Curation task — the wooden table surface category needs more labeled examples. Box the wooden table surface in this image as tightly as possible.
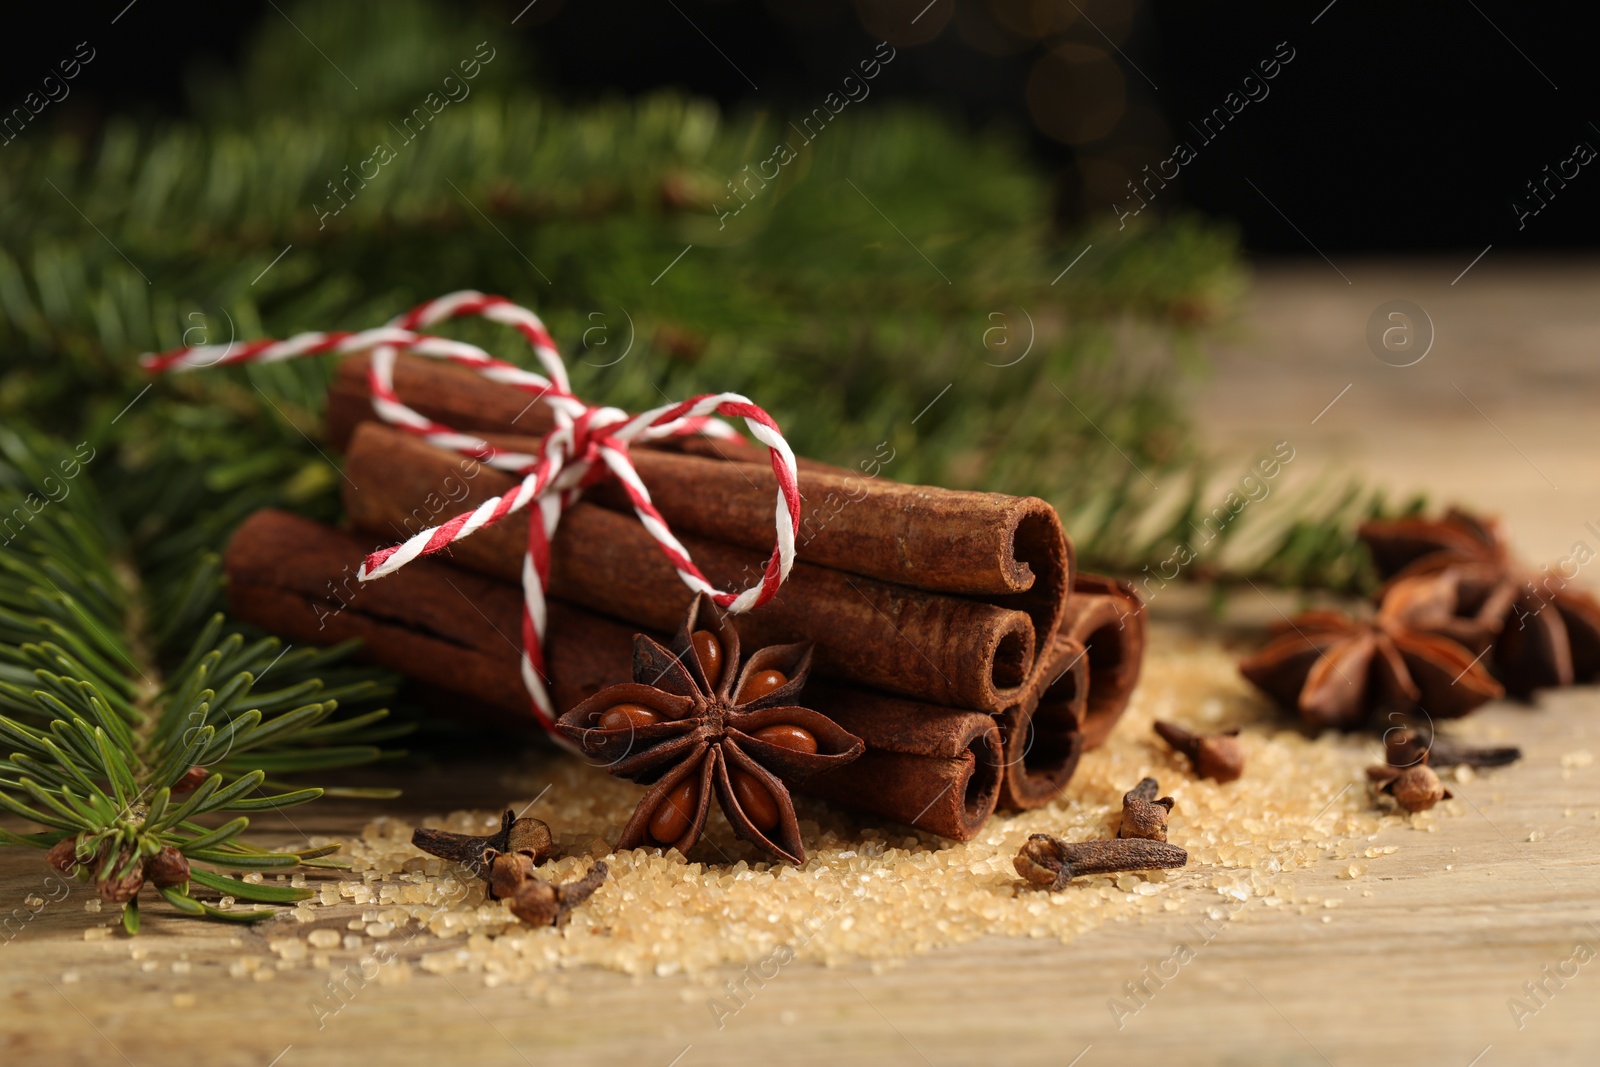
[5,259,1600,1065]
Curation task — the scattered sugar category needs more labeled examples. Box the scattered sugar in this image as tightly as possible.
[224,624,1423,982]
[269,938,308,962]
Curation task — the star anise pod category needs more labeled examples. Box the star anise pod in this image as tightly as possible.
[1238,600,1503,731]
[1360,509,1600,694]
[556,593,864,865]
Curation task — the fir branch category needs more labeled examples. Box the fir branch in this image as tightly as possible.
[0,1,1246,583]
[0,428,402,932]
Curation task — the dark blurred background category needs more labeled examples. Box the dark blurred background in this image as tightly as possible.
[5,0,1596,253]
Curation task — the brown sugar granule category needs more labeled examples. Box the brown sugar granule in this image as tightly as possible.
[242,626,1419,981]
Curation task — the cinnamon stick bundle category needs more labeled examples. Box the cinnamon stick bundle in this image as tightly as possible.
[224,510,1000,838]
[328,353,1072,641]
[1062,574,1147,750]
[342,424,1038,712]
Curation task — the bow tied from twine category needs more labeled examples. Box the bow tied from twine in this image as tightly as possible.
[143,291,803,741]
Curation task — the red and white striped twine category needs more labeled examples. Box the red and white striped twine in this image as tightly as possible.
[144,291,803,742]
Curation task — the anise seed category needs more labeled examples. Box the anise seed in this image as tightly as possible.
[692,630,723,688]
[598,703,663,732]
[650,778,699,845]
[737,669,788,703]
[730,769,780,831]
[749,724,817,753]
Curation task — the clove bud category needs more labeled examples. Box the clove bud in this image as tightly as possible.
[1367,763,1451,813]
[411,809,554,892]
[1384,727,1520,770]
[507,861,610,927]
[1154,721,1245,782]
[1117,777,1175,842]
[1014,835,1187,891]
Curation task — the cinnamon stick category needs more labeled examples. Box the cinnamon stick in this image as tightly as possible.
[224,510,1005,838]
[342,424,1037,712]
[224,509,531,729]
[326,352,840,472]
[995,633,1089,811]
[1063,574,1146,750]
[796,683,1003,840]
[329,354,1072,609]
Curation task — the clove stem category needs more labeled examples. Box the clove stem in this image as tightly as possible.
[1384,728,1520,769]
[1015,834,1187,891]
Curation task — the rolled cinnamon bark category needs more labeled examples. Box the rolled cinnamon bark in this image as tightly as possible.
[328,354,1072,618]
[995,633,1089,811]
[342,424,1036,712]
[1063,574,1146,750]
[225,510,1003,838]
[796,683,1002,840]
[582,450,1070,642]
[327,352,558,446]
[325,352,832,471]
[223,508,533,730]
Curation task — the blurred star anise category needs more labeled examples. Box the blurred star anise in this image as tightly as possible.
[557,593,864,865]
[1238,594,1503,731]
[1360,508,1600,694]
